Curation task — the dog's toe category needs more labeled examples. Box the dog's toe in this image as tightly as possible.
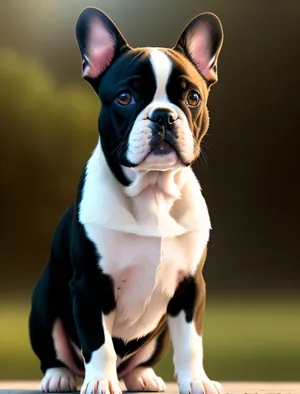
[41,367,76,392]
[177,373,223,394]
[80,379,122,394]
[191,380,219,394]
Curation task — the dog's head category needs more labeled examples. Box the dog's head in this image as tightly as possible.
[76,7,223,185]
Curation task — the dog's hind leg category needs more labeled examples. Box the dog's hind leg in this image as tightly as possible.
[29,206,84,392]
[120,326,170,392]
[29,254,84,391]
[29,300,79,392]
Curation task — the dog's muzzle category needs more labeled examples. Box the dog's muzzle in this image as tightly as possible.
[148,108,181,157]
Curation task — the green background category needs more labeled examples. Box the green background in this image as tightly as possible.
[2,295,299,381]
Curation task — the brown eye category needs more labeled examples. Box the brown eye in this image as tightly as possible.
[186,90,201,107]
[116,92,135,106]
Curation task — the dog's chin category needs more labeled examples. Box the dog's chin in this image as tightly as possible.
[137,150,181,171]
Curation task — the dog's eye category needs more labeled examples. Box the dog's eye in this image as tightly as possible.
[115,92,135,106]
[186,90,201,107]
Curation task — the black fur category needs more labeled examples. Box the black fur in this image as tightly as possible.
[98,49,157,182]
[167,276,197,323]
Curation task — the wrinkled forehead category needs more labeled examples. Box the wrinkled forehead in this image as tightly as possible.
[99,47,208,99]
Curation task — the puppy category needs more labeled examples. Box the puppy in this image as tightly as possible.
[29,7,224,394]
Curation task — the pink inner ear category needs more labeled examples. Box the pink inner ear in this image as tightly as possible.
[84,19,115,78]
[187,24,216,82]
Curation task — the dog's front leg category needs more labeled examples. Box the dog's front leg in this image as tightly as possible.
[70,272,121,394]
[167,272,223,394]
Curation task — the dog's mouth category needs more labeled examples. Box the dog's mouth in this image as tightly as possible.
[122,130,191,169]
[146,133,183,161]
[149,140,176,156]
[129,138,188,171]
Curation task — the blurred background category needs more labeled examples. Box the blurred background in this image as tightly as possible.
[0,0,299,383]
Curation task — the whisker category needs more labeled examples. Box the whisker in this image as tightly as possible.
[200,146,208,166]
[201,140,216,150]
[110,116,139,157]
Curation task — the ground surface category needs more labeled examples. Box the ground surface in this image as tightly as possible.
[1,295,300,381]
[0,382,300,393]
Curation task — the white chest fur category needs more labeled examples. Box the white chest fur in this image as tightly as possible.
[79,142,211,341]
[83,226,206,340]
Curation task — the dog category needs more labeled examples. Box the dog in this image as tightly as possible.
[29,7,224,394]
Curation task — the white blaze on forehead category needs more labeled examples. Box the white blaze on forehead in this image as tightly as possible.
[149,48,172,101]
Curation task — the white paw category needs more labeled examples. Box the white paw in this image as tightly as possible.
[80,378,122,394]
[41,367,76,392]
[123,367,166,392]
[176,372,223,394]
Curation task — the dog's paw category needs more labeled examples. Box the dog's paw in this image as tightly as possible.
[41,367,76,392]
[80,378,122,394]
[189,380,223,394]
[123,367,166,392]
[176,372,223,394]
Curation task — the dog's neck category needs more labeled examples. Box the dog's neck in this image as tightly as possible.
[122,167,186,233]
[79,141,211,237]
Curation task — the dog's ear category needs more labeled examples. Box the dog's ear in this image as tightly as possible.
[174,13,223,86]
[76,7,131,87]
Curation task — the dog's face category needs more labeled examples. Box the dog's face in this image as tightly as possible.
[76,8,223,185]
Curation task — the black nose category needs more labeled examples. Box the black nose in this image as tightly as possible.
[149,109,177,128]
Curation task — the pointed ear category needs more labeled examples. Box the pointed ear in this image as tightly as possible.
[174,13,224,86]
[75,7,131,86]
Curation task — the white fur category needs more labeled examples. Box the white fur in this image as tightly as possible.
[80,141,210,236]
[168,311,208,394]
[79,141,210,341]
[168,311,204,376]
[81,313,122,394]
[168,312,223,394]
[126,48,195,165]
[149,48,172,100]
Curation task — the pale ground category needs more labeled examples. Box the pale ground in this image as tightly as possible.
[0,382,300,393]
